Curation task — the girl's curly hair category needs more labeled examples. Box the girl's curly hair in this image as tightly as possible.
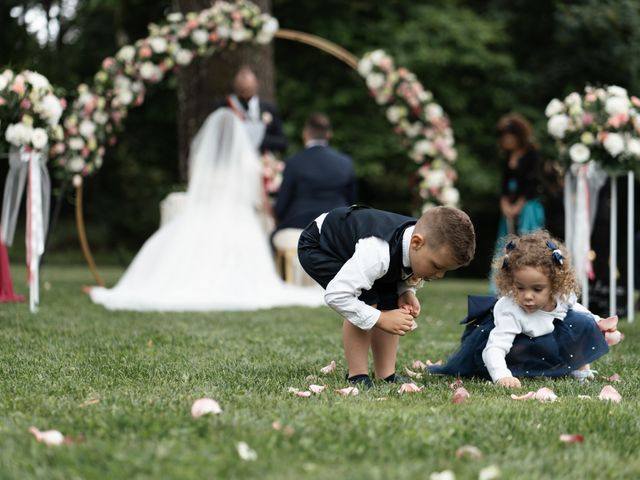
[493,231,580,301]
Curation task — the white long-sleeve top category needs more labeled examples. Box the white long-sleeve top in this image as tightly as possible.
[482,294,598,382]
[314,213,417,330]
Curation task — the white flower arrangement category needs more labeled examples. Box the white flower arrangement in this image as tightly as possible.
[0,69,65,152]
[357,50,459,208]
[546,84,640,174]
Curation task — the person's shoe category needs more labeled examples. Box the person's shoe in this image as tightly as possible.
[571,368,597,382]
[346,373,374,389]
[382,372,410,384]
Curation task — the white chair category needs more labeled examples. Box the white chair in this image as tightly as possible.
[272,228,314,285]
[159,192,187,226]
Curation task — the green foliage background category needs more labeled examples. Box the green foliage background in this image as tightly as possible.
[2,0,640,275]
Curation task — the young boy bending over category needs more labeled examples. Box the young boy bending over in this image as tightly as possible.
[298,205,476,387]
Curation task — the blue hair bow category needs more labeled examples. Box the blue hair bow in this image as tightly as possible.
[546,240,564,266]
[502,240,516,269]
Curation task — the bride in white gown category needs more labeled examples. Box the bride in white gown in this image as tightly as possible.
[90,108,324,311]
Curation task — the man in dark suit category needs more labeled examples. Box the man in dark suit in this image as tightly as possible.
[274,113,357,232]
[211,65,287,154]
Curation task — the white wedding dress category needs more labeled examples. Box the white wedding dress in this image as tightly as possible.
[90,109,324,311]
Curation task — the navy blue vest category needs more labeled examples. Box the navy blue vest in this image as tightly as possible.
[319,206,417,285]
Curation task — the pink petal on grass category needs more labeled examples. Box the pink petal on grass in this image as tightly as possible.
[455,444,482,459]
[272,420,282,431]
[336,386,359,396]
[296,390,312,398]
[29,426,65,446]
[453,387,470,404]
[320,360,336,375]
[449,379,463,390]
[533,387,558,402]
[598,385,622,403]
[309,384,326,394]
[512,388,558,402]
[398,382,424,394]
[559,433,584,443]
[404,367,422,379]
[604,330,624,346]
[191,398,222,417]
[510,391,536,401]
[607,373,621,382]
[412,360,427,370]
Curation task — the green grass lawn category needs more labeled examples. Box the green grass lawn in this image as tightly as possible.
[1,265,638,479]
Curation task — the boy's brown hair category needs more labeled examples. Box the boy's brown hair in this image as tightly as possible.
[415,206,476,266]
[493,231,580,300]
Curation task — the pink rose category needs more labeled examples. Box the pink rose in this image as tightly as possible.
[138,45,152,58]
[102,57,115,70]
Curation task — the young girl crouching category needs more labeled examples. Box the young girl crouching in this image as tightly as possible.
[430,231,622,388]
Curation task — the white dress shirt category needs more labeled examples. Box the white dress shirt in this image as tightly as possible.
[482,294,598,382]
[314,214,416,330]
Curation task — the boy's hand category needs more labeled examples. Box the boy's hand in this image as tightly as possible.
[376,309,415,336]
[496,376,521,388]
[398,291,421,318]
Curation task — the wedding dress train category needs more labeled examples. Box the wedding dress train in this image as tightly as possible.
[90,109,324,311]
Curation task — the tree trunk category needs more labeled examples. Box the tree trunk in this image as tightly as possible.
[173,0,275,182]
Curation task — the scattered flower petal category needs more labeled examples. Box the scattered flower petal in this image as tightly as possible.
[272,420,282,431]
[426,359,443,366]
[79,396,100,407]
[430,470,455,480]
[287,387,299,393]
[336,386,359,396]
[479,464,501,480]
[598,385,622,403]
[404,367,422,379]
[578,395,592,400]
[29,426,65,446]
[320,360,337,374]
[453,387,470,404]
[236,441,257,461]
[296,390,312,398]
[191,398,222,417]
[398,382,424,394]
[533,387,558,402]
[510,391,536,401]
[309,384,326,394]
[455,444,482,459]
[606,373,621,382]
[449,379,463,390]
[412,360,427,370]
[559,433,584,443]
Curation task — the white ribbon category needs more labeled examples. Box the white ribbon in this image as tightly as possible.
[565,162,607,307]
[1,146,51,312]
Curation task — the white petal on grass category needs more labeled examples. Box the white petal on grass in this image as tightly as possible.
[29,426,65,446]
[236,441,258,461]
[191,398,222,417]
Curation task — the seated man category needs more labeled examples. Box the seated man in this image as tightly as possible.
[274,112,357,232]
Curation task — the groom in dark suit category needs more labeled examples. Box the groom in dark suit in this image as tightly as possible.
[274,113,357,232]
[211,65,287,154]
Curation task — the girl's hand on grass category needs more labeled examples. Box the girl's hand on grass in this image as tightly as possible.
[497,376,521,388]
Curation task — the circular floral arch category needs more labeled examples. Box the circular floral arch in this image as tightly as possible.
[1,0,459,286]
